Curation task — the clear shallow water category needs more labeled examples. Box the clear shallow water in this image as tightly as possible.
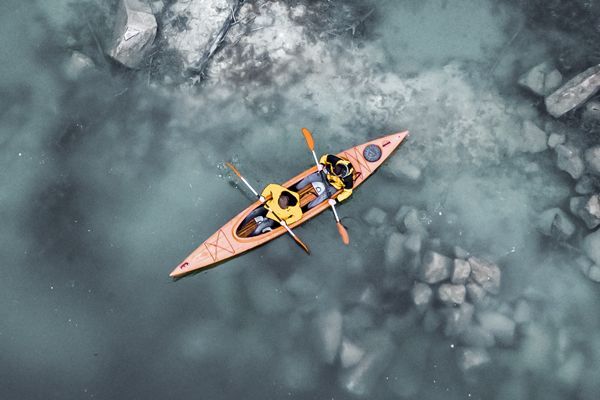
[1,0,600,399]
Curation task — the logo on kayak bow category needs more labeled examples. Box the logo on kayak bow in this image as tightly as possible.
[363,144,382,162]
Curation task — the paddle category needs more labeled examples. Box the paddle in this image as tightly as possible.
[328,199,350,245]
[301,127,350,245]
[225,162,310,254]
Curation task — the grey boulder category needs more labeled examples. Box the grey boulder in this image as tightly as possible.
[364,207,387,226]
[457,347,491,372]
[109,0,157,68]
[570,195,600,229]
[556,144,585,180]
[411,282,433,312]
[468,257,501,295]
[438,283,466,305]
[521,121,548,153]
[537,208,576,240]
[584,146,600,176]
[547,132,566,148]
[545,64,600,118]
[420,251,452,284]
[466,282,487,305]
[451,258,471,284]
[575,175,599,195]
[477,311,516,346]
[518,62,563,96]
[444,302,474,336]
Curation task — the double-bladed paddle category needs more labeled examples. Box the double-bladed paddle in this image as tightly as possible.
[301,128,350,245]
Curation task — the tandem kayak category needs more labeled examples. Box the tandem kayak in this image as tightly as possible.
[170,131,409,278]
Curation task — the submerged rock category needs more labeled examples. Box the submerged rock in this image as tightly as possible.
[340,338,365,368]
[555,144,585,179]
[547,132,566,148]
[384,232,405,266]
[109,0,157,68]
[388,158,422,181]
[412,282,433,312]
[340,333,395,396]
[521,121,548,153]
[477,311,516,346]
[460,324,495,348]
[556,352,585,387]
[468,257,501,295]
[64,52,94,80]
[403,209,427,234]
[438,283,466,305]
[444,302,474,336]
[314,307,343,364]
[458,347,491,372]
[518,61,563,96]
[584,146,600,176]
[545,64,600,118]
[576,175,599,195]
[451,259,471,284]
[364,207,387,226]
[537,208,576,240]
[466,282,487,305]
[420,251,452,284]
[570,195,600,229]
[404,233,422,255]
[583,230,600,266]
[586,265,600,283]
[513,299,532,324]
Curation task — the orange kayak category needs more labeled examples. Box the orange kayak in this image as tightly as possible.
[170,131,409,278]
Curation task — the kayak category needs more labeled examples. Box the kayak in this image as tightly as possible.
[170,131,409,278]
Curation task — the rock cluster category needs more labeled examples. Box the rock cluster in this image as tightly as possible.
[522,61,600,282]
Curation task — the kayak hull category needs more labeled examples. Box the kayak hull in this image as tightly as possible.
[170,131,408,278]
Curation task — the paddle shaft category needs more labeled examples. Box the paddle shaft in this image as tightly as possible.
[328,199,341,222]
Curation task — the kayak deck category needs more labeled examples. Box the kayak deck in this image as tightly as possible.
[170,131,409,278]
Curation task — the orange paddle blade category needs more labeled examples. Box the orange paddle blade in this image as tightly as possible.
[301,127,315,151]
[337,222,350,245]
[225,162,242,178]
[294,236,311,254]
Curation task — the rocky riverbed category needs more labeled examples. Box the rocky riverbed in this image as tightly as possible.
[2,0,600,399]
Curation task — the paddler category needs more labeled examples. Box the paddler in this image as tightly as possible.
[296,154,354,208]
[242,184,303,236]
[261,184,302,225]
[320,154,354,201]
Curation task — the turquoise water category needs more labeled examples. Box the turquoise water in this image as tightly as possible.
[1,0,600,398]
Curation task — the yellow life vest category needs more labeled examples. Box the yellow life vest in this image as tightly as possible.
[319,154,354,202]
[261,184,303,225]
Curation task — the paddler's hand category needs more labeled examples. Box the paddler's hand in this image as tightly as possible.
[317,163,324,172]
[259,195,266,203]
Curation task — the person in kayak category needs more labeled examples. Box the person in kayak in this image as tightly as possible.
[321,154,354,201]
[242,184,302,236]
[296,154,354,208]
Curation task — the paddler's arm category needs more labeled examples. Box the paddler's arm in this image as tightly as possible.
[260,184,278,204]
[336,189,352,202]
